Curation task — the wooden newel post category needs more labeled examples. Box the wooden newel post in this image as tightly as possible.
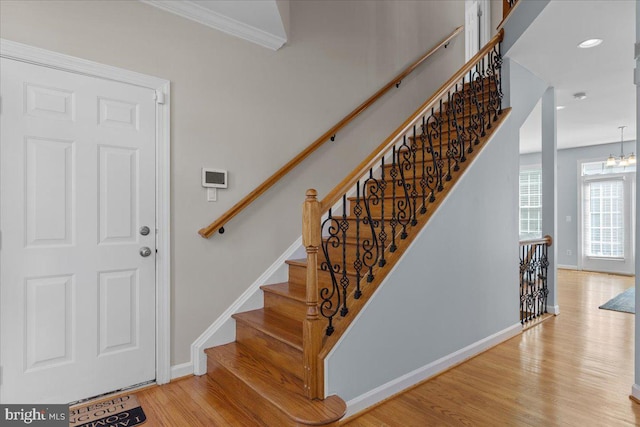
[302,189,324,399]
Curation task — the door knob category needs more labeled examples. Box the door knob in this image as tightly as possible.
[140,247,152,257]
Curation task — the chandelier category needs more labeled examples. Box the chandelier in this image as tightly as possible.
[606,126,635,167]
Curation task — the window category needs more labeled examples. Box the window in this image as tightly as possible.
[579,160,635,274]
[519,169,542,239]
[583,179,624,258]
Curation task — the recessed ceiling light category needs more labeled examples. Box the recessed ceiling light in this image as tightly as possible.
[578,38,603,48]
[556,105,566,110]
[573,92,587,100]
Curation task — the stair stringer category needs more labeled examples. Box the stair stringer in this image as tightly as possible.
[324,110,521,414]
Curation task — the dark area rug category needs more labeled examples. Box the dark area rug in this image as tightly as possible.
[599,287,635,314]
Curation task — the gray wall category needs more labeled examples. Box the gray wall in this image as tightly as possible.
[326,110,520,402]
[0,0,465,365]
[520,140,637,268]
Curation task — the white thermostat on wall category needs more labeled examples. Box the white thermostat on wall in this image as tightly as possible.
[202,168,228,189]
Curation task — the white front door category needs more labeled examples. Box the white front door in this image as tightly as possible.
[0,58,157,403]
[465,0,480,61]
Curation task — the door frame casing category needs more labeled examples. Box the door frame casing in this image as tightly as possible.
[0,39,172,385]
[465,0,491,61]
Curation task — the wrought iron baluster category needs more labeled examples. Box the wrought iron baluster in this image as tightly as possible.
[353,182,363,299]
[396,136,413,239]
[449,84,464,169]
[419,116,428,214]
[339,196,349,317]
[541,243,549,314]
[362,169,380,283]
[389,146,398,253]
[378,157,387,267]
[410,126,418,225]
[461,77,472,155]
[468,69,480,146]
[320,208,340,335]
[425,110,440,200]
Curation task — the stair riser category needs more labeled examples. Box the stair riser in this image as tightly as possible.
[235,324,304,380]
[263,291,308,321]
[207,357,295,427]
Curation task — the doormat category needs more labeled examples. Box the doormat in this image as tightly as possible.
[599,287,635,314]
[69,395,146,427]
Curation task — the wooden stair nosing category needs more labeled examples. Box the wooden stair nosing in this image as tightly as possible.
[206,343,346,426]
[261,282,308,323]
[232,308,303,351]
[261,282,306,302]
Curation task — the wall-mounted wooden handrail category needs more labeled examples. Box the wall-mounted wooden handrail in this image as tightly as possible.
[319,29,504,212]
[198,25,464,238]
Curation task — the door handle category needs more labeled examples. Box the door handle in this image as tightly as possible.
[140,247,152,257]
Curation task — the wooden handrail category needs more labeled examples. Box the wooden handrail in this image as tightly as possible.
[319,28,504,212]
[519,235,553,247]
[198,26,464,238]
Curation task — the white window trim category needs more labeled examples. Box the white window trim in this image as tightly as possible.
[0,39,172,385]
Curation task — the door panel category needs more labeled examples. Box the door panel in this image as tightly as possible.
[1,58,156,403]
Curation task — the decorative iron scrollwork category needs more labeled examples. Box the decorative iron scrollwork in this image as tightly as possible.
[315,38,504,335]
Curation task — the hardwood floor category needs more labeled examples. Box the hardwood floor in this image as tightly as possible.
[130,269,639,426]
[344,269,640,426]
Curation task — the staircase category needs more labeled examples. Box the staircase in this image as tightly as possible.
[204,31,508,426]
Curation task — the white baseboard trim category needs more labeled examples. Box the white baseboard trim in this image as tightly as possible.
[631,384,640,402]
[190,237,303,375]
[344,322,522,418]
[548,305,560,315]
[170,362,194,380]
[558,264,578,270]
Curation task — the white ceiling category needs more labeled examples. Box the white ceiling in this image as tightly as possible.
[508,0,636,153]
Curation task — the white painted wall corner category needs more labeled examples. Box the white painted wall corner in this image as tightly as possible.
[190,237,303,375]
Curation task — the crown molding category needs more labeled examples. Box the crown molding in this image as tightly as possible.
[140,0,286,50]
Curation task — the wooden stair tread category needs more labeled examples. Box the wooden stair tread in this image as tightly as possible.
[261,282,306,302]
[206,343,346,425]
[233,308,303,350]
